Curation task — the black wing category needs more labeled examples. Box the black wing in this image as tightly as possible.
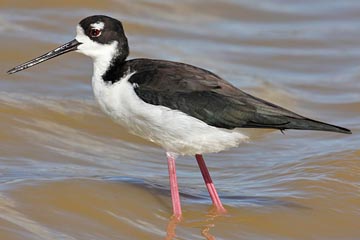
[124,59,351,134]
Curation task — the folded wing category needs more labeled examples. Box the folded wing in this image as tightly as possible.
[126,59,351,134]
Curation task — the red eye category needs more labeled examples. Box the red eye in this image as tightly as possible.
[90,28,101,37]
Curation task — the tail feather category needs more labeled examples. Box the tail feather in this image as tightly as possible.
[284,117,352,134]
[246,116,352,134]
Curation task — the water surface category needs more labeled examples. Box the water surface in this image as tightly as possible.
[0,1,359,239]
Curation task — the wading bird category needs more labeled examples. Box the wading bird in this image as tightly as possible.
[7,15,351,219]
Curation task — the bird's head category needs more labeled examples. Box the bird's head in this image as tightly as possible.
[7,15,129,74]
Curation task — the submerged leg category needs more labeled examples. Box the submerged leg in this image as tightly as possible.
[195,154,226,213]
[166,152,182,219]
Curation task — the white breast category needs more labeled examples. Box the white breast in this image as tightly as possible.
[92,73,249,155]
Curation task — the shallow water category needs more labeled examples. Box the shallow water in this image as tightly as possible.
[0,1,359,239]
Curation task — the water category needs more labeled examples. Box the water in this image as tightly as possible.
[0,1,359,239]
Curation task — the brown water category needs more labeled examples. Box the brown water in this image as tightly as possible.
[0,1,359,239]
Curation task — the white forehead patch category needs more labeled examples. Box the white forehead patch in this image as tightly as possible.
[90,21,105,30]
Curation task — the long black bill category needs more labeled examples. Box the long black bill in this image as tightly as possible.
[7,39,81,74]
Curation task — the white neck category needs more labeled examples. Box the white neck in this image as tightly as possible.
[74,24,119,79]
[92,41,119,79]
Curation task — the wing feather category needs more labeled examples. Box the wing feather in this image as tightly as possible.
[125,59,351,134]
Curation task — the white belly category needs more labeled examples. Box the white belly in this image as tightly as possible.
[92,73,248,155]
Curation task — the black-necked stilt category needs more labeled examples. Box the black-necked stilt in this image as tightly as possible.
[7,15,351,219]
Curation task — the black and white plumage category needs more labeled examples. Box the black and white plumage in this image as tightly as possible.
[7,15,351,217]
[109,58,351,133]
[7,15,351,142]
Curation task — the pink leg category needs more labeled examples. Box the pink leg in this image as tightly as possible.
[166,152,182,219]
[195,154,226,213]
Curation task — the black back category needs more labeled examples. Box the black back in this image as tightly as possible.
[106,58,351,134]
